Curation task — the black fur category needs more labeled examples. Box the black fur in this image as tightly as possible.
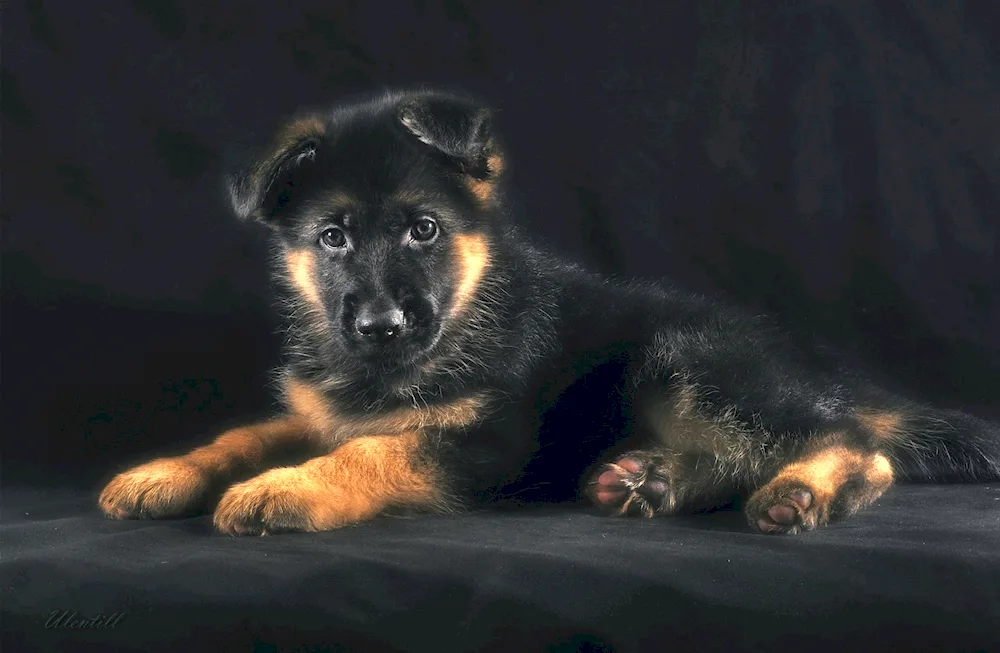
[226,88,1000,531]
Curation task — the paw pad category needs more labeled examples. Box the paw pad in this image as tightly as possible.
[751,488,815,534]
[591,456,670,517]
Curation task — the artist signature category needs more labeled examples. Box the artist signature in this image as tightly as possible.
[45,610,125,629]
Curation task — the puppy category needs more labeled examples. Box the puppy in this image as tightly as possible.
[99,89,1000,535]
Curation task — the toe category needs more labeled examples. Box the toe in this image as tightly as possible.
[767,504,798,525]
[637,478,668,502]
[757,518,784,533]
[597,470,624,487]
[788,489,812,510]
[617,458,643,474]
[595,489,627,505]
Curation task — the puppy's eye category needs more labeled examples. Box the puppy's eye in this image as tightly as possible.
[320,227,347,249]
[410,217,438,242]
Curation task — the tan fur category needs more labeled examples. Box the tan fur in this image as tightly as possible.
[99,457,210,519]
[213,431,445,535]
[449,233,491,320]
[856,409,905,441]
[283,376,487,442]
[486,152,504,176]
[285,249,322,309]
[100,373,483,532]
[206,376,485,535]
[869,452,894,486]
[284,376,339,435]
[187,416,315,474]
[340,396,486,439]
[99,416,314,520]
[747,439,895,532]
[769,445,868,501]
[465,152,504,203]
[465,181,491,203]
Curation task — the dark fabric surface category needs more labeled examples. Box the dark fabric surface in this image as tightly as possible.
[3,484,999,653]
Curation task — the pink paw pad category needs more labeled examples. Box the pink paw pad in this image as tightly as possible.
[756,490,812,533]
[593,459,642,505]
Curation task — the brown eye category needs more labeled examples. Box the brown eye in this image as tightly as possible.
[410,217,438,242]
[320,227,347,249]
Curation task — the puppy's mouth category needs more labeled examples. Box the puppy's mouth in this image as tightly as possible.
[355,324,441,362]
[339,300,442,368]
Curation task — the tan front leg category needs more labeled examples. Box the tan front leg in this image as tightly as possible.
[213,431,449,536]
[99,416,315,520]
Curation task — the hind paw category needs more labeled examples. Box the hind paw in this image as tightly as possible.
[589,455,672,517]
[746,483,821,535]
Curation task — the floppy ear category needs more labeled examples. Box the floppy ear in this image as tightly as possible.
[226,116,326,223]
[398,94,503,187]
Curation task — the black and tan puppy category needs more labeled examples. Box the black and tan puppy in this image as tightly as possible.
[99,89,1000,535]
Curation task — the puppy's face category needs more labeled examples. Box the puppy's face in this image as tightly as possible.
[228,91,503,370]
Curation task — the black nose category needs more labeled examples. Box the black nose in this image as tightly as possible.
[354,307,405,343]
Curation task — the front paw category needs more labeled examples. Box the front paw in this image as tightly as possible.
[99,457,212,519]
[213,466,351,536]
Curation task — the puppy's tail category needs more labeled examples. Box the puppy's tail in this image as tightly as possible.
[854,395,1000,482]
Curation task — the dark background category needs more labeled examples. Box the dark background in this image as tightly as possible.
[3,0,999,490]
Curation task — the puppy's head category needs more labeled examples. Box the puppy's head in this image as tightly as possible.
[227,90,505,370]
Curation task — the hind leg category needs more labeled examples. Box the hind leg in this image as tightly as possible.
[745,440,894,534]
[599,321,896,530]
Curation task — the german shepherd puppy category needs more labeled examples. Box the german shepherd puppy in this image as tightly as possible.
[99,89,1000,535]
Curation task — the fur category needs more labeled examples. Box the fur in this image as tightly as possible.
[99,88,1000,535]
